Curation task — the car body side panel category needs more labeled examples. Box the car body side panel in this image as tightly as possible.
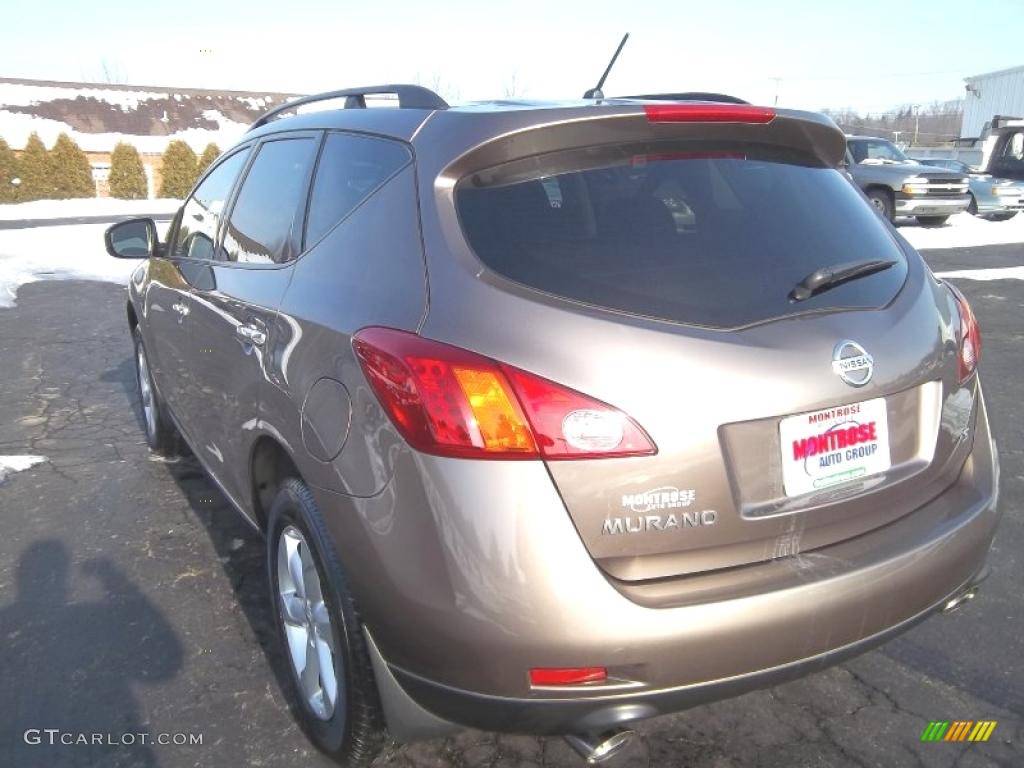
[260,164,428,498]
[184,262,295,510]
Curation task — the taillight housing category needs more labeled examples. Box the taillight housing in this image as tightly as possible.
[352,327,656,460]
[947,283,981,383]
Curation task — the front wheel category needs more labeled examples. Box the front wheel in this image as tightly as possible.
[987,211,1017,222]
[133,326,178,454]
[916,215,950,226]
[267,478,386,766]
[866,189,894,222]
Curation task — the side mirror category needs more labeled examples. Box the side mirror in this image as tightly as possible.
[105,218,158,259]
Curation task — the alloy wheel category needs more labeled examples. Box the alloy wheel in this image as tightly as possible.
[277,525,340,721]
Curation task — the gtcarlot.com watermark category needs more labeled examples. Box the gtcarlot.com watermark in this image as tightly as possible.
[24,729,203,746]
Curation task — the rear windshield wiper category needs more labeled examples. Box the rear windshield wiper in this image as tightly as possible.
[789,258,898,303]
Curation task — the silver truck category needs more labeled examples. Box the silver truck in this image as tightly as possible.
[844,135,970,225]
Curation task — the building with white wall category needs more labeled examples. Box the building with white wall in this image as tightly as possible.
[962,65,1024,138]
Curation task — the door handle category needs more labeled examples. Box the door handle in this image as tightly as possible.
[171,302,190,317]
[236,324,266,346]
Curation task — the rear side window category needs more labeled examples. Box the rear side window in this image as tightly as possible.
[456,142,908,329]
[304,132,411,246]
[221,137,319,264]
[172,149,248,260]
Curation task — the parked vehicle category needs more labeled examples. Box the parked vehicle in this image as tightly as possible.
[982,117,1024,182]
[844,135,970,225]
[105,86,1000,766]
[912,157,1022,220]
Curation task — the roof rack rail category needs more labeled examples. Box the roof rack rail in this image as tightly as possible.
[618,92,750,105]
[248,84,448,131]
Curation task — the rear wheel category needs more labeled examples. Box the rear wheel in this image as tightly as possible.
[133,326,178,454]
[267,478,385,766]
[967,194,978,215]
[916,215,950,226]
[866,188,894,222]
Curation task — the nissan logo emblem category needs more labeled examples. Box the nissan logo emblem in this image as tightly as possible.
[832,340,873,387]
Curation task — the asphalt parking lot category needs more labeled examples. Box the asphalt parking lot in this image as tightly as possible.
[0,242,1021,768]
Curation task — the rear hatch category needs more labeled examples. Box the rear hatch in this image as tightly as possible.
[441,105,972,581]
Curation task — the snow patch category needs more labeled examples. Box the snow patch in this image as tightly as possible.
[0,223,148,308]
[0,455,46,483]
[934,266,1024,281]
[900,212,1024,250]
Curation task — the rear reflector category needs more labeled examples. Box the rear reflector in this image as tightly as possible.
[352,327,656,460]
[644,104,775,124]
[529,667,607,686]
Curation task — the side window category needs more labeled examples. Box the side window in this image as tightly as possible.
[221,137,319,264]
[172,149,249,260]
[304,133,411,247]
[1007,131,1024,161]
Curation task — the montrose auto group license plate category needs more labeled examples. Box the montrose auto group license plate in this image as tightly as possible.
[778,397,891,497]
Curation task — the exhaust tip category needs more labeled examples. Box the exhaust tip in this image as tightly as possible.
[564,729,635,764]
[942,587,978,614]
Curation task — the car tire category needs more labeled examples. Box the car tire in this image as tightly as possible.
[967,194,978,215]
[132,325,178,454]
[866,189,894,222]
[916,215,950,226]
[267,477,386,767]
[988,212,1017,222]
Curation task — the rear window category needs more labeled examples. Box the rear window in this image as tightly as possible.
[456,142,908,329]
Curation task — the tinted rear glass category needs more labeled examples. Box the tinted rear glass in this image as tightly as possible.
[456,142,907,329]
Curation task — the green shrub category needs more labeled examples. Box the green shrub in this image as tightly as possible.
[158,141,198,198]
[50,133,95,199]
[196,143,221,177]
[109,142,148,199]
[0,139,19,203]
[18,133,54,201]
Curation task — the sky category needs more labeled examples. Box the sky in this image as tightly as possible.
[2,0,1022,114]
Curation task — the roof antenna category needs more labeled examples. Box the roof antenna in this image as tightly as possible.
[583,33,630,100]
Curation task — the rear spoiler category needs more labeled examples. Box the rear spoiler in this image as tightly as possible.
[438,104,847,182]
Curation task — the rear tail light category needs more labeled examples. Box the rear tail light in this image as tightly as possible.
[352,327,656,460]
[947,284,981,383]
[529,667,607,686]
[644,104,775,124]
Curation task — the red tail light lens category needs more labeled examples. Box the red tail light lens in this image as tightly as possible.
[352,327,656,460]
[529,667,607,686]
[644,104,775,124]
[948,284,981,383]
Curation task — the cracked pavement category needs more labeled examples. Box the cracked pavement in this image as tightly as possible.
[0,243,1021,767]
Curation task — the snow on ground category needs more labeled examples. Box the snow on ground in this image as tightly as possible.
[934,266,1024,281]
[898,211,1024,250]
[0,223,140,308]
[0,455,47,483]
[0,198,181,221]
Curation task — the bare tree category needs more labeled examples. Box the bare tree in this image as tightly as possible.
[98,58,128,84]
[502,71,524,99]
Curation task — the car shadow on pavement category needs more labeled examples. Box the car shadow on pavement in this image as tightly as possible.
[0,540,183,768]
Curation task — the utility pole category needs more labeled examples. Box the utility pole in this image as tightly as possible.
[912,104,921,147]
[769,77,782,106]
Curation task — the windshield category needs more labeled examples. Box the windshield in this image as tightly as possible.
[848,138,909,164]
[456,141,908,329]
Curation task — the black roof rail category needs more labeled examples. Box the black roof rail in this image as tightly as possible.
[617,92,750,105]
[248,84,449,131]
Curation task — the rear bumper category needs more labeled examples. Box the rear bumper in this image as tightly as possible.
[378,568,989,737]
[895,194,971,216]
[332,388,1000,739]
